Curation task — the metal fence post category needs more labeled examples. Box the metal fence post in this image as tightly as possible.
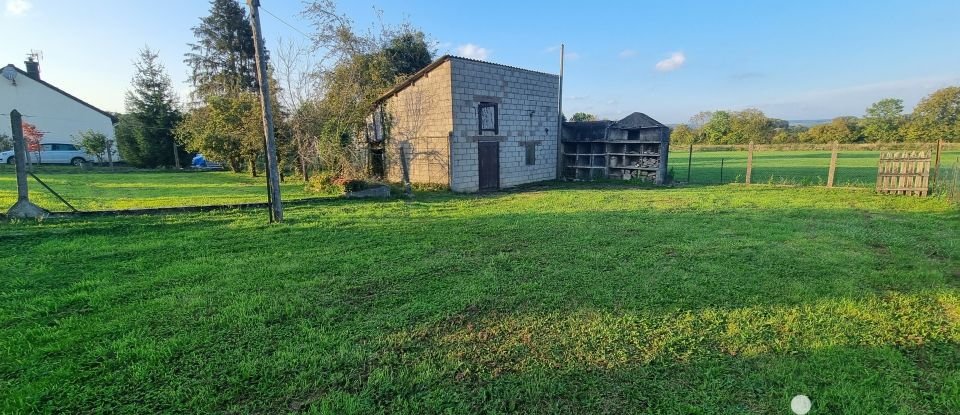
[720,158,724,183]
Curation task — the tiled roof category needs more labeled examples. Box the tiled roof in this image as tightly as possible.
[615,112,666,129]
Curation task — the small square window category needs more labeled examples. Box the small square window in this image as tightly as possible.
[525,143,536,165]
[478,102,498,135]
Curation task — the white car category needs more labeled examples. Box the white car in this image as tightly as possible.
[2,143,97,166]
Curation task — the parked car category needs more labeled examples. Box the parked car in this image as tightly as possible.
[2,143,97,166]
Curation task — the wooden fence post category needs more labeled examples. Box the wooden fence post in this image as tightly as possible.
[745,141,754,185]
[933,139,943,185]
[827,141,838,188]
[5,109,48,218]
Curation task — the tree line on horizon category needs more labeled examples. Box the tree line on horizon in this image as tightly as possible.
[103,0,960,175]
[111,0,433,180]
[667,87,960,145]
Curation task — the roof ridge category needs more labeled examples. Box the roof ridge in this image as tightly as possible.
[373,54,558,106]
[4,64,117,122]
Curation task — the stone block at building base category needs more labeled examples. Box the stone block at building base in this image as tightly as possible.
[346,185,391,199]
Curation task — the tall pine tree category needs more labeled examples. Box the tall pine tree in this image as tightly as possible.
[184,0,258,99]
[116,47,184,168]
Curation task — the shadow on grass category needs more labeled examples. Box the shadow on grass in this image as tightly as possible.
[1,189,958,412]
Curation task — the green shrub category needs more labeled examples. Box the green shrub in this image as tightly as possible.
[306,172,345,195]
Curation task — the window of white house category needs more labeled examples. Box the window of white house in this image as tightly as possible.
[478,102,498,135]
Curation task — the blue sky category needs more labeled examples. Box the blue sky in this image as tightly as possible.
[3,0,959,123]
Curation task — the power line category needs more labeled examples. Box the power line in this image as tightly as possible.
[260,7,312,40]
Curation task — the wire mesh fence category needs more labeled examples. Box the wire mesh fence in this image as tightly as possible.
[669,143,960,189]
[0,164,323,214]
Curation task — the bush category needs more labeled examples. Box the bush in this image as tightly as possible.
[0,133,11,152]
[74,130,109,164]
[306,172,345,195]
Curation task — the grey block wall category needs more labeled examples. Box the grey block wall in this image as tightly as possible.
[448,58,560,192]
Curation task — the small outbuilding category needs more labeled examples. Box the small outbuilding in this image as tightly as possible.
[561,113,671,184]
[368,55,560,192]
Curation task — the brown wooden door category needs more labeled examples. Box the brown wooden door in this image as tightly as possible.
[478,141,499,191]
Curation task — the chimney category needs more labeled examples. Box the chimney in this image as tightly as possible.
[24,57,40,80]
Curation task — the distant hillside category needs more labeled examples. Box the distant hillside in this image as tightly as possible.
[787,119,830,127]
[668,119,831,129]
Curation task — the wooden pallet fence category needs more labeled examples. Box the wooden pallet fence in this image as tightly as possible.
[875,151,931,196]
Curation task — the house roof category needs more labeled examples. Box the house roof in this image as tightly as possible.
[615,112,667,129]
[373,55,558,106]
[564,113,667,130]
[4,64,118,123]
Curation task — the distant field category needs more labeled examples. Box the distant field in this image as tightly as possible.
[0,166,317,211]
[3,151,959,212]
[668,149,960,186]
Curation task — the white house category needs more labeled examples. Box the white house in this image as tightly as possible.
[1,58,116,147]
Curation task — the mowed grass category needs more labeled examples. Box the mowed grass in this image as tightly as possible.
[669,149,960,186]
[0,166,316,211]
[1,181,959,413]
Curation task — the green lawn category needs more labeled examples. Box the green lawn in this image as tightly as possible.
[0,165,316,211]
[1,180,959,413]
[669,149,960,186]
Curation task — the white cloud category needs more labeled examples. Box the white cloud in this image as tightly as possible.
[619,49,637,59]
[5,0,31,16]
[544,45,561,53]
[655,51,686,72]
[564,52,580,60]
[456,43,490,60]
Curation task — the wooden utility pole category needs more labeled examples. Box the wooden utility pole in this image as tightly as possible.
[172,140,180,169]
[687,142,693,184]
[556,43,564,180]
[745,141,754,185]
[6,110,48,218]
[827,141,838,188]
[247,0,283,222]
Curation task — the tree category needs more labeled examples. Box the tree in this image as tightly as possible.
[902,86,960,142]
[382,31,433,77]
[570,112,597,122]
[116,47,185,168]
[670,124,695,144]
[184,0,257,99]
[275,38,322,180]
[74,130,109,164]
[302,0,434,179]
[689,111,713,144]
[728,108,773,143]
[702,111,731,144]
[177,93,265,174]
[861,98,904,142]
[800,116,862,143]
[0,133,11,152]
[22,121,44,167]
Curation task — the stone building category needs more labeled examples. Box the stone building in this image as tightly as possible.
[369,55,560,192]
